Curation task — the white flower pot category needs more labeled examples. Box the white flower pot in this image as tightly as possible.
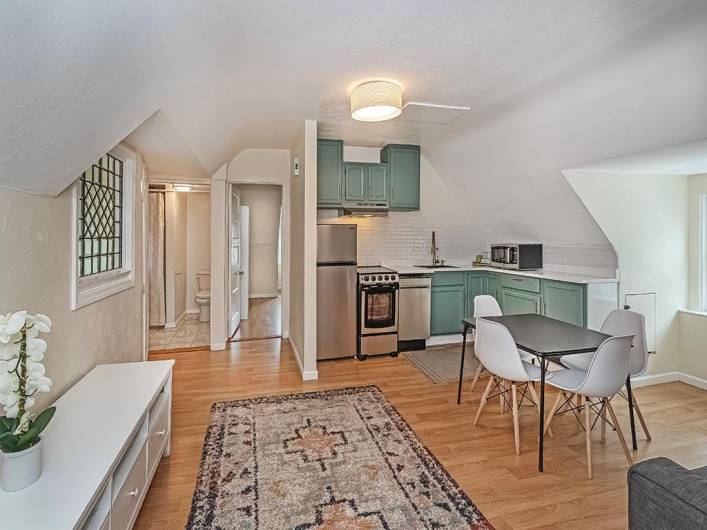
[0,438,43,492]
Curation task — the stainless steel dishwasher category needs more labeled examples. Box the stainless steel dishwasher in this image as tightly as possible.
[398,274,431,351]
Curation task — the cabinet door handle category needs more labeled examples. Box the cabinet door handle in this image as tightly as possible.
[129,488,139,498]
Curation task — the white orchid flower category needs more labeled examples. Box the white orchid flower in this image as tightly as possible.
[32,314,52,333]
[0,338,20,361]
[27,338,47,362]
[4,391,20,418]
[0,311,26,343]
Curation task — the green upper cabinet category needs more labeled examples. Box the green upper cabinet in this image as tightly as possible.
[500,287,542,316]
[343,162,388,205]
[367,164,388,202]
[541,280,586,326]
[343,163,367,203]
[317,139,343,207]
[380,144,420,210]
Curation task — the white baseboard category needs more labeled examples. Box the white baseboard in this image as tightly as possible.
[210,342,226,351]
[288,337,319,381]
[632,371,707,391]
[250,292,280,299]
[426,334,472,347]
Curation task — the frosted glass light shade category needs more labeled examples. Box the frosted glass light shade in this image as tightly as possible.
[350,81,402,122]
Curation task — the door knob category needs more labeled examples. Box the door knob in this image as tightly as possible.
[239,271,245,276]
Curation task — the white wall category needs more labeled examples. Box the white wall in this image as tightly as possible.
[288,121,318,379]
[185,192,211,312]
[565,170,688,375]
[0,151,146,409]
[239,184,282,297]
[423,4,706,269]
[687,173,707,310]
[209,165,228,348]
[164,191,187,325]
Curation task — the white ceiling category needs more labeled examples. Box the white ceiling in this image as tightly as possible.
[0,0,693,195]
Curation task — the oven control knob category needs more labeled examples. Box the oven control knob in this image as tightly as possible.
[377,275,383,281]
[363,275,369,281]
[384,275,389,280]
[391,275,397,281]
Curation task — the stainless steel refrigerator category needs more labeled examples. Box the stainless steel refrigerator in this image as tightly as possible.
[316,224,357,359]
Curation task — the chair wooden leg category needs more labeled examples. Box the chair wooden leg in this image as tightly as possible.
[576,395,584,434]
[631,390,652,441]
[585,397,593,480]
[600,400,607,444]
[528,383,553,439]
[500,379,507,414]
[606,399,634,466]
[468,364,484,395]
[473,376,495,426]
[512,383,520,455]
[543,390,566,437]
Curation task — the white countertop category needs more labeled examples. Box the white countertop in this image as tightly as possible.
[382,262,617,284]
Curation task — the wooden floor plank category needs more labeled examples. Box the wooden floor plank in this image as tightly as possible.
[135,339,707,529]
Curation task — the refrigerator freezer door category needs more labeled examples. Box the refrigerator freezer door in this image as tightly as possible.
[316,264,357,359]
[317,224,357,263]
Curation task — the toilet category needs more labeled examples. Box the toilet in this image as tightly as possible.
[195,270,211,322]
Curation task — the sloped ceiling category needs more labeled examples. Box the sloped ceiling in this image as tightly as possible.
[0,0,697,196]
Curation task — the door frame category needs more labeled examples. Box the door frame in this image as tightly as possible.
[226,180,289,340]
[227,184,242,338]
[240,205,250,320]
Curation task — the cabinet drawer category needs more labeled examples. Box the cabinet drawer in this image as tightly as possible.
[111,443,147,530]
[500,275,540,293]
[431,271,465,286]
[147,400,169,476]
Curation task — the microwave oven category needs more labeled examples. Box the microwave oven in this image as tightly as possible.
[490,244,543,270]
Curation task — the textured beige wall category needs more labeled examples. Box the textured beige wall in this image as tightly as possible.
[0,157,145,410]
[239,184,282,297]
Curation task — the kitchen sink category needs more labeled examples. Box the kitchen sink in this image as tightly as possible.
[414,264,459,268]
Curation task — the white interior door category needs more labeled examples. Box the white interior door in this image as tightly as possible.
[229,185,242,337]
[240,205,250,320]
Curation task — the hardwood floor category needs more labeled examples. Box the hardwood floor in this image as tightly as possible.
[232,295,281,341]
[136,339,707,529]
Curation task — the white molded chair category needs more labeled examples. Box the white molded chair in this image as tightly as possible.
[467,296,535,395]
[472,318,550,455]
[564,309,651,444]
[543,334,635,479]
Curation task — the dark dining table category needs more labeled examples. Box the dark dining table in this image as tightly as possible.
[458,314,615,472]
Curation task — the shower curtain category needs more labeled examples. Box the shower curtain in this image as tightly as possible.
[148,192,166,326]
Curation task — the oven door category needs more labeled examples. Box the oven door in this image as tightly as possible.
[360,285,398,334]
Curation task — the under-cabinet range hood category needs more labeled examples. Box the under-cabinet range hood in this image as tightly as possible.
[340,202,389,217]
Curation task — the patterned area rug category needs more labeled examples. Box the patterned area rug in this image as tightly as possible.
[187,386,493,529]
[403,345,479,384]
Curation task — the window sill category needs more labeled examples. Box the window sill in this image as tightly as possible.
[679,309,707,318]
[72,272,135,310]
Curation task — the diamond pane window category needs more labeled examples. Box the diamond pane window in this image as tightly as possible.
[77,154,123,277]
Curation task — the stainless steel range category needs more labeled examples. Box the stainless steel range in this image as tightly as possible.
[356,266,399,360]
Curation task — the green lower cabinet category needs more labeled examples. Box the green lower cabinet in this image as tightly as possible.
[431,285,465,335]
[486,273,501,306]
[500,287,542,315]
[465,272,487,317]
[541,280,586,326]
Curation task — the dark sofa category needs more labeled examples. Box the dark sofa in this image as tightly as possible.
[628,457,707,529]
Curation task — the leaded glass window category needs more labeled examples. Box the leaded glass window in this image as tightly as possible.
[77,154,123,276]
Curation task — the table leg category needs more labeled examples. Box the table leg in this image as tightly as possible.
[457,324,468,405]
[539,357,547,472]
[626,376,638,451]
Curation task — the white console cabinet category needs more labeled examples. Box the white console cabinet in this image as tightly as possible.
[0,360,174,530]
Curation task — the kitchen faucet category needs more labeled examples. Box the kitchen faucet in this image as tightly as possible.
[431,231,440,266]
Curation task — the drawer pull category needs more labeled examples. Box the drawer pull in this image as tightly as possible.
[155,429,166,437]
[128,488,139,498]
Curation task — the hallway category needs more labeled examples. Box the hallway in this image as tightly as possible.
[232,295,281,341]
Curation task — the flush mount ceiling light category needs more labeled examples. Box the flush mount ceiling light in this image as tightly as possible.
[173,184,193,192]
[350,80,403,122]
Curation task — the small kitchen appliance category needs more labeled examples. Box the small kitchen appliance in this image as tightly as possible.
[357,266,399,360]
[490,244,543,270]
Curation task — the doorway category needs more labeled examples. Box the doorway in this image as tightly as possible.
[147,184,211,351]
[229,183,283,341]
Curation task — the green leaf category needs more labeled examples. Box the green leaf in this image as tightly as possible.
[16,407,55,451]
[0,416,18,434]
[0,435,17,453]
